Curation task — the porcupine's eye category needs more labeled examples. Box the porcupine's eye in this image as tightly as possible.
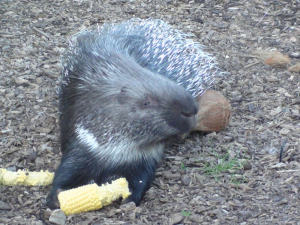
[144,102,151,107]
[140,94,159,109]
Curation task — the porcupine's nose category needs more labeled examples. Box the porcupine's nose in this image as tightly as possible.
[181,106,198,118]
[180,96,199,118]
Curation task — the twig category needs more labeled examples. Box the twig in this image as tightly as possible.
[268,120,287,129]
[41,69,57,79]
[244,61,260,68]
[277,169,300,173]
[288,100,300,106]
[279,138,287,163]
[256,7,271,24]
[31,26,50,39]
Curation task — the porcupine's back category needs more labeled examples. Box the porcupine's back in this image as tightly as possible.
[93,18,220,97]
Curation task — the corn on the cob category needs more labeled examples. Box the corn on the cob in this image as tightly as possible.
[0,168,54,186]
[58,178,130,215]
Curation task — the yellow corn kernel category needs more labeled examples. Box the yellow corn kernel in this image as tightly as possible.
[24,170,54,186]
[58,178,130,215]
[0,168,54,186]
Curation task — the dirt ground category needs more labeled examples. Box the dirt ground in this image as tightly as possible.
[1,0,300,224]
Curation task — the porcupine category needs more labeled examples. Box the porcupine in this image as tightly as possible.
[47,18,219,208]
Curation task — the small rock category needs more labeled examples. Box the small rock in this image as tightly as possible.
[238,210,251,219]
[41,69,57,79]
[164,172,181,179]
[243,162,252,170]
[210,209,224,220]
[208,196,225,204]
[159,197,169,203]
[189,214,204,223]
[49,209,66,225]
[7,166,17,172]
[35,157,45,167]
[189,196,205,206]
[135,207,142,214]
[14,77,29,85]
[194,173,206,183]
[288,63,300,72]
[0,200,10,210]
[35,127,52,134]
[46,134,59,141]
[28,151,37,161]
[44,209,52,219]
[279,128,290,135]
[289,52,300,58]
[181,174,191,186]
[132,206,142,219]
[290,36,297,42]
[273,196,284,202]
[268,147,278,155]
[247,103,256,112]
[276,198,289,205]
[169,213,184,225]
[107,208,122,217]
[231,90,242,100]
[29,221,44,225]
[120,201,136,212]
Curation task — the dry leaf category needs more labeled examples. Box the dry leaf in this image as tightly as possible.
[14,77,29,85]
[253,50,290,67]
[288,63,300,73]
[269,163,286,169]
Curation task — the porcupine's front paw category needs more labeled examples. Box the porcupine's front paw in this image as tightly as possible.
[46,187,64,209]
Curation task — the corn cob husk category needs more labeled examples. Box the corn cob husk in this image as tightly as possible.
[58,178,130,215]
[0,168,54,186]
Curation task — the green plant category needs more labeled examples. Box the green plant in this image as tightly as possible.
[200,149,249,183]
[180,162,187,170]
[230,173,248,186]
[181,210,191,217]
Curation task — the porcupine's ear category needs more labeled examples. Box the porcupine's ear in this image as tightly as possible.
[117,86,129,104]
